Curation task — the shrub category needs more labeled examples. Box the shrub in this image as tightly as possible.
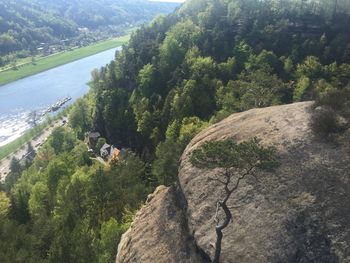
[311,107,339,138]
[315,88,350,117]
[95,137,106,152]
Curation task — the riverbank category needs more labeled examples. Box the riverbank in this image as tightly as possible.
[0,35,130,86]
[0,117,68,181]
[0,107,70,161]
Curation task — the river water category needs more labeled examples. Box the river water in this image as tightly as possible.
[0,47,120,147]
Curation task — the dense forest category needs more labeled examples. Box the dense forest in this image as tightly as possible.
[0,0,179,59]
[1,0,350,262]
[89,0,350,180]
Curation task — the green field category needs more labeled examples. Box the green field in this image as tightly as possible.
[0,123,47,161]
[0,35,130,86]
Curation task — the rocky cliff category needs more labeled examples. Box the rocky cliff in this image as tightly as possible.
[116,102,350,263]
[116,185,206,263]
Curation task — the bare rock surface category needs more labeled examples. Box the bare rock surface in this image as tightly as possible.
[117,102,350,262]
[180,101,350,262]
[116,186,205,263]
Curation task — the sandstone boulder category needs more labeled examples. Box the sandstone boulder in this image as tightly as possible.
[180,101,350,262]
[117,102,350,262]
[116,186,205,263]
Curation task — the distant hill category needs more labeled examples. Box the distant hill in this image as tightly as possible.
[0,0,179,57]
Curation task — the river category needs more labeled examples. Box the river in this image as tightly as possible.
[0,47,121,147]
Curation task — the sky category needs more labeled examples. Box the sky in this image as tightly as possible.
[150,0,186,3]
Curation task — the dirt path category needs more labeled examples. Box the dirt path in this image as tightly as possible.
[0,118,67,181]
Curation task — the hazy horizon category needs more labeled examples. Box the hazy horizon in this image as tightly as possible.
[150,0,185,3]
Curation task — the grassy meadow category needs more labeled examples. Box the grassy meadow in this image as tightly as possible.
[0,123,47,161]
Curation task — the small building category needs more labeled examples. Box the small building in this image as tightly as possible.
[110,148,121,162]
[100,143,112,159]
[100,143,121,162]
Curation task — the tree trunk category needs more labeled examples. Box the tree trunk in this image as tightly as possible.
[213,227,223,263]
[213,201,232,263]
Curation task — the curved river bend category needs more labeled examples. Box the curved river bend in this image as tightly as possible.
[0,47,120,147]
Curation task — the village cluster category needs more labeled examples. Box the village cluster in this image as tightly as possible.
[85,131,124,163]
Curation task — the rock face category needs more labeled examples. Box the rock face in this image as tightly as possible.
[116,186,206,263]
[117,102,350,262]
